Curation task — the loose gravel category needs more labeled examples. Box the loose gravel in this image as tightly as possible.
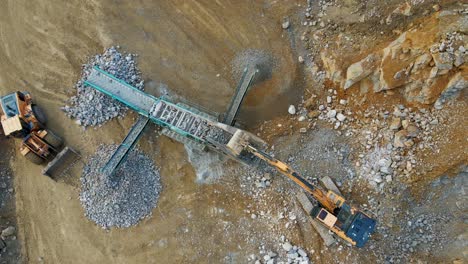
[79,145,162,228]
[62,46,144,127]
[231,49,276,84]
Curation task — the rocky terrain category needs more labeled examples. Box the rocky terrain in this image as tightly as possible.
[0,0,466,263]
[0,139,21,264]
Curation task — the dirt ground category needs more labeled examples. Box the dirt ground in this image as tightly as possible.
[0,1,303,263]
[0,0,466,263]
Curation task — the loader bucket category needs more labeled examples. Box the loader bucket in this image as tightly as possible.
[42,147,80,178]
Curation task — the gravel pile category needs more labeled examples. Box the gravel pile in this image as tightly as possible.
[79,145,161,228]
[62,46,144,127]
[231,49,276,84]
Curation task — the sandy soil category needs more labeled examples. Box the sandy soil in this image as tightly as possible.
[0,1,304,263]
[0,0,466,263]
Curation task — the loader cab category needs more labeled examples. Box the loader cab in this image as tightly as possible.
[0,92,20,118]
[0,92,33,138]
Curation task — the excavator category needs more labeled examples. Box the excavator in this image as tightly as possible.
[225,130,377,248]
[0,91,79,177]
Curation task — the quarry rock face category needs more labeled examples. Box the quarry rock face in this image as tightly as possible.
[323,12,467,106]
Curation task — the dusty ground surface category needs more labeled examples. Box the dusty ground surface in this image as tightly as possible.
[0,138,21,264]
[0,0,467,263]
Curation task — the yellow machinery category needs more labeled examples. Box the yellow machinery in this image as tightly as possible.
[0,91,79,177]
[227,131,377,247]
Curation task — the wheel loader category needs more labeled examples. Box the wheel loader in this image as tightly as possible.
[0,91,79,178]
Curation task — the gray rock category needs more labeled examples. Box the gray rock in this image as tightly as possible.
[282,242,293,251]
[432,52,454,70]
[390,117,402,130]
[288,105,296,115]
[298,248,307,257]
[336,113,346,122]
[1,226,15,238]
[63,47,145,127]
[327,110,337,118]
[453,51,465,67]
[298,56,305,63]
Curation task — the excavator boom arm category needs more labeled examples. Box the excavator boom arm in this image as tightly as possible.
[247,146,337,212]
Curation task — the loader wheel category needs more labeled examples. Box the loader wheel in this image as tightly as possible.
[32,105,47,126]
[43,130,63,149]
[24,150,44,165]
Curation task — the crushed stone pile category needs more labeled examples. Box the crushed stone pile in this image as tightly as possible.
[62,46,144,127]
[79,145,161,228]
[231,49,276,84]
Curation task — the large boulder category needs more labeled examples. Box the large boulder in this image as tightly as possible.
[434,71,468,108]
[432,52,454,70]
[344,53,380,90]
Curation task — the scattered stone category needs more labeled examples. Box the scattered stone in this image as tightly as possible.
[432,52,454,70]
[299,128,308,133]
[308,110,320,119]
[393,2,413,16]
[336,113,346,122]
[298,56,305,63]
[1,226,15,238]
[288,105,297,115]
[282,242,292,251]
[282,20,290,29]
[327,110,337,118]
[390,118,402,130]
[406,125,420,137]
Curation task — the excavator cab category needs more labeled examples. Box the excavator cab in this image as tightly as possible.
[311,202,376,248]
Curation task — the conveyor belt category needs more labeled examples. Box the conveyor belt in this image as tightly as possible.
[85,67,156,114]
[223,66,258,126]
[101,116,149,177]
[84,67,239,175]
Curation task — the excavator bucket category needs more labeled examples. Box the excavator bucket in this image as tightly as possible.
[42,147,80,178]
